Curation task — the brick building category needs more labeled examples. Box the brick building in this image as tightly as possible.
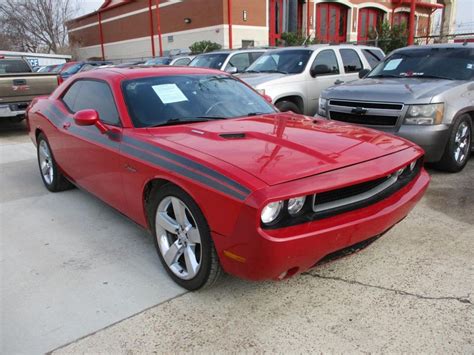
[67,0,455,60]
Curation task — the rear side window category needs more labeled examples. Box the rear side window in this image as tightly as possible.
[340,49,363,73]
[362,49,385,68]
[172,58,191,66]
[62,80,120,126]
[0,60,32,73]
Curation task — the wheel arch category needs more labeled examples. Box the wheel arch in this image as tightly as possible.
[274,95,305,112]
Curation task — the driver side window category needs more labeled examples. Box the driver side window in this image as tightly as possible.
[62,80,121,126]
[225,53,250,72]
[311,50,340,75]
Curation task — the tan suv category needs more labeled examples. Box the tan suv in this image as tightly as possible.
[238,44,384,115]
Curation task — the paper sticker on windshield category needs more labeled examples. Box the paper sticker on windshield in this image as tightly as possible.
[384,58,402,71]
[467,64,473,70]
[152,84,188,104]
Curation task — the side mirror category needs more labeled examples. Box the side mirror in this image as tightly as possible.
[225,66,238,74]
[359,68,371,79]
[263,94,273,104]
[310,64,332,78]
[73,109,108,134]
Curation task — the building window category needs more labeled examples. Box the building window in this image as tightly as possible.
[316,3,348,44]
[358,7,385,44]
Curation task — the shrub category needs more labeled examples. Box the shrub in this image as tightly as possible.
[279,32,318,46]
[369,21,408,54]
[189,40,222,54]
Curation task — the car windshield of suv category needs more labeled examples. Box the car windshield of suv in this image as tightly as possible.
[122,74,276,128]
[368,47,474,81]
[245,49,312,74]
[0,60,32,73]
[189,54,229,70]
[144,57,172,65]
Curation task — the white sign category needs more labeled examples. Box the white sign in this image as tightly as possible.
[384,58,402,71]
[152,84,188,104]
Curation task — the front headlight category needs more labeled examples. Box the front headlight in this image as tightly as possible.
[318,97,327,117]
[404,103,444,125]
[261,201,283,224]
[288,196,306,216]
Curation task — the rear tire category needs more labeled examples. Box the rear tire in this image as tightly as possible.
[149,184,222,290]
[276,100,302,114]
[434,114,472,173]
[36,133,74,192]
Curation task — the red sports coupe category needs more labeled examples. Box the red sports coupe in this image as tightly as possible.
[27,67,429,290]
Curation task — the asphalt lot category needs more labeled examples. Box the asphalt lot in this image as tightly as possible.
[1,121,473,353]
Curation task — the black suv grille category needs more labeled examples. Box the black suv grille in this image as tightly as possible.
[330,111,398,126]
[329,100,403,110]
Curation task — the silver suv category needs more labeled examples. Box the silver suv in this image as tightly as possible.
[189,49,266,73]
[318,44,473,172]
[238,44,384,115]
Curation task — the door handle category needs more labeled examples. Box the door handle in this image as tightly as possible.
[334,80,344,85]
[63,122,71,129]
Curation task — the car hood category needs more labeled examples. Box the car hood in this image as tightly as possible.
[237,72,291,87]
[323,78,461,102]
[147,113,413,186]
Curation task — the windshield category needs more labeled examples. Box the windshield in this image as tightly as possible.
[122,74,276,128]
[62,63,82,75]
[368,47,474,81]
[145,57,172,65]
[0,59,32,73]
[245,49,312,74]
[189,53,229,70]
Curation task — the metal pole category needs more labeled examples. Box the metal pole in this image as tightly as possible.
[155,0,163,56]
[408,0,416,45]
[228,0,233,49]
[98,12,105,60]
[148,0,156,57]
[307,0,311,37]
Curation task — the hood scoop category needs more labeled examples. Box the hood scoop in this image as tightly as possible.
[220,133,246,139]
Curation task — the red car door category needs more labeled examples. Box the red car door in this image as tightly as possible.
[50,79,126,212]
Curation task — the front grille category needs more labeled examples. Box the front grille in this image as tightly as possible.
[329,100,403,110]
[315,175,391,205]
[329,111,398,126]
[262,157,423,229]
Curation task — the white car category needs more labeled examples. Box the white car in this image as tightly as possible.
[238,44,385,115]
[189,49,266,74]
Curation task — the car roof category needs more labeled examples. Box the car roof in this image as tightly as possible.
[266,44,382,51]
[197,48,267,55]
[396,43,474,50]
[79,66,226,80]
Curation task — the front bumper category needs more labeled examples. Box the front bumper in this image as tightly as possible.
[214,167,429,281]
[397,124,451,163]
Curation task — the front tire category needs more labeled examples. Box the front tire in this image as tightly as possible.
[36,133,73,192]
[434,115,472,172]
[149,184,222,290]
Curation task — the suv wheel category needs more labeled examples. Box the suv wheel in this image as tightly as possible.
[435,114,472,172]
[276,100,302,114]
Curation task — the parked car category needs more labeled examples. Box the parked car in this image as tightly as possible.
[318,43,474,172]
[27,66,428,289]
[0,57,60,122]
[238,44,384,115]
[144,55,194,66]
[59,61,113,80]
[189,49,266,73]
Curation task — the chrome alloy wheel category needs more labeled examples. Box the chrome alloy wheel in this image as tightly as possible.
[454,121,471,164]
[38,140,54,185]
[155,196,202,280]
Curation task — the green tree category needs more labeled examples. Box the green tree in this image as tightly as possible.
[369,21,408,54]
[189,41,222,54]
[279,32,318,46]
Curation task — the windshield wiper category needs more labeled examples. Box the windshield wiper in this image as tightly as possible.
[150,116,225,127]
[244,70,261,73]
[260,70,289,74]
[369,74,401,78]
[413,74,454,80]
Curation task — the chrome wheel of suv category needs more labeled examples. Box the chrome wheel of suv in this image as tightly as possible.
[454,121,471,165]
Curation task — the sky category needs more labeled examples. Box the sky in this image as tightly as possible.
[76,0,474,32]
